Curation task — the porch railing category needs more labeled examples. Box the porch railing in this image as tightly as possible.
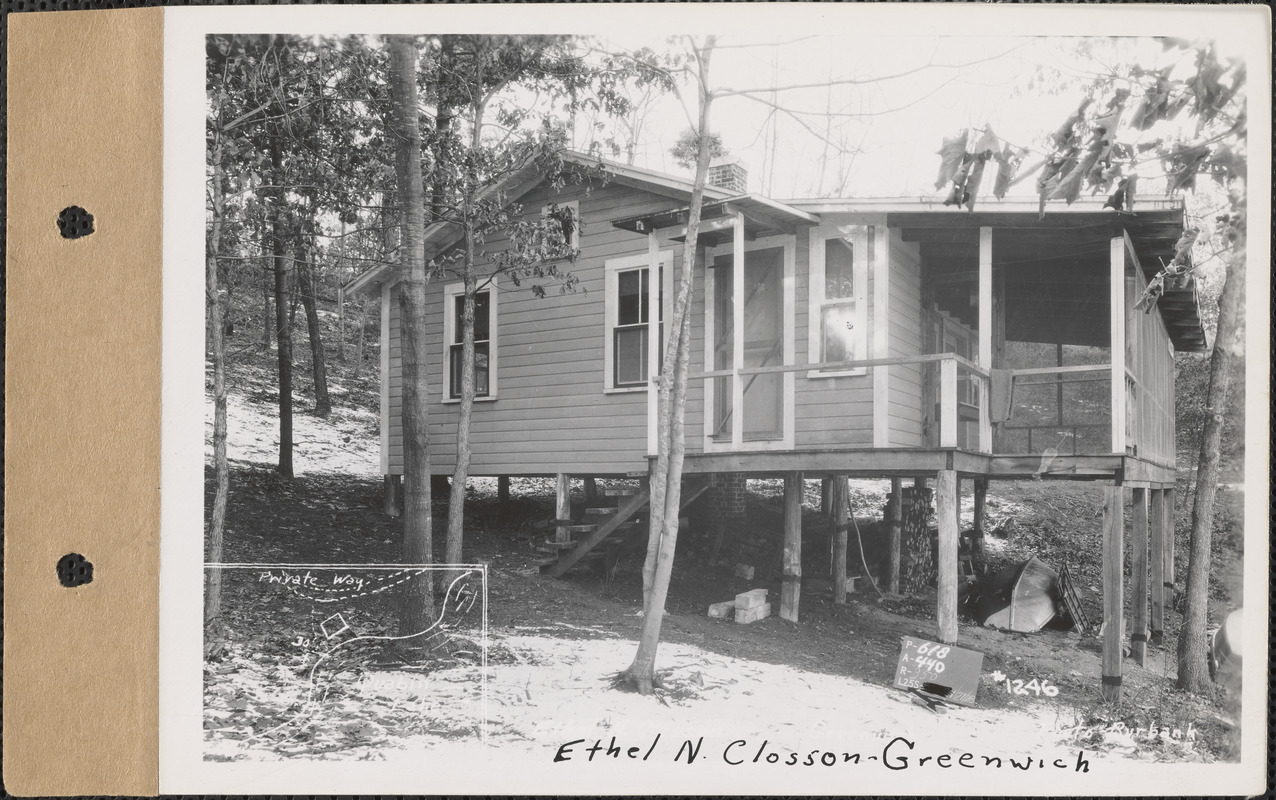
[688,352,992,453]
[996,364,1113,457]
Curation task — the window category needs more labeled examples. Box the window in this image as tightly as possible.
[808,226,868,376]
[542,200,580,252]
[604,252,670,392]
[443,281,498,402]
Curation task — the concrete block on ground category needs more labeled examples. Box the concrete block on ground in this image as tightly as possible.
[736,602,772,624]
[734,563,755,580]
[735,588,768,610]
[708,600,735,620]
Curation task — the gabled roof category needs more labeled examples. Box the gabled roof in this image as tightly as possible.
[344,152,731,297]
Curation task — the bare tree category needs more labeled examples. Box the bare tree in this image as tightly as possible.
[620,35,717,695]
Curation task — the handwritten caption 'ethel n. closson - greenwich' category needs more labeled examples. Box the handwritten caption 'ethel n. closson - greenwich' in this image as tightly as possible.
[553,735,1095,772]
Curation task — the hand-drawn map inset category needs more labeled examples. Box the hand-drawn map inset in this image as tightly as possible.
[203,564,487,761]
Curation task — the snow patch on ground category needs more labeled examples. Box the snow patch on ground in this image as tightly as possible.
[205,390,379,477]
[207,632,1097,767]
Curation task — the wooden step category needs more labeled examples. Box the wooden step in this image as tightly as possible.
[532,556,558,569]
[602,487,638,497]
[543,540,581,550]
[560,524,597,534]
[584,507,618,516]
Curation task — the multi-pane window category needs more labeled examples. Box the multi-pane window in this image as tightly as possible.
[446,288,492,400]
[613,267,663,387]
[604,252,669,392]
[820,238,857,361]
[808,228,867,375]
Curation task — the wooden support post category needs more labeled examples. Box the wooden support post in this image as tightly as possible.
[888,478,903,594]
[820,476,832,518]
[1149,487,1166,645]
[583,477,598,504]
[1163,487,1175,595]
[555,473,571,544]
[383,474,401,517]
[831,475,848,604]
[935,470,958,643]
[781,471,803,622]
[497,476,510,504]
[972,478,988,572]
[1130,488,1149,665]
[1101,485,1125,702]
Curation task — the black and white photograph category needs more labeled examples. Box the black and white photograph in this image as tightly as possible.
[169,4,1267,794]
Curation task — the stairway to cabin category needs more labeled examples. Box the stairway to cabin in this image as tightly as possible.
[537,478,709,578]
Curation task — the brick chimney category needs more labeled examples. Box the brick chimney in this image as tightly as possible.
[706,155,748,194]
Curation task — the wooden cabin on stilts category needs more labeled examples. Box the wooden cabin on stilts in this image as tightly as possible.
[347,154,1205,702]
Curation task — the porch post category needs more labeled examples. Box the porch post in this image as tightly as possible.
[497,475,510,504]
[972,478,988,570]
[935,469,959,644]
[731,212,745,450]
[887,477,903,594]
[646,230,660,456]
[831,474,848,604]
[1110,237,1127,453]
[978,227,993,369]
[1101,484,1125,701]
[780,471,803,622]
[555,473,572,545]
[1130,487,1149,665]
[872,226,891,447]
[1149,486,1167,645]
[1163,487,1176,609]
[940,356,958,447]
[383,474,401,517]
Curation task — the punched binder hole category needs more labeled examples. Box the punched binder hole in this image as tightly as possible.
[56,206,94,239]
[57,553,93,587]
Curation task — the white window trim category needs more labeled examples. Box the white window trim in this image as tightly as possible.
[442,278,498,404]
[603,250,673,394]
[542,200,581,251]
[702,232,796,453]
[807,223,869,378]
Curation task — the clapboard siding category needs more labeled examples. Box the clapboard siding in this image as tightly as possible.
[386,181,689,476]
[795,224,877,449]
[380,184,944,476]
[886,231,924,446]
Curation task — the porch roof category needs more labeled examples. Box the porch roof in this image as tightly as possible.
[875,199,1205,353]
[610,194,820,245]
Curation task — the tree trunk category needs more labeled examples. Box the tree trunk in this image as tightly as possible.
[622,37,716,695]
[389,34,435,636]
[445,80,487,570]
[354,295,367,374]
[204,137,230,646]
[261,212,272,349]
[337,221,347,363]
[1177,244,1244,692]
[270,141,294,479]
[299,254,332,417]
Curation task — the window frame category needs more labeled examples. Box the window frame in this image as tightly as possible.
[442,278,498,404]
[807,224,870,378]
[541,200,581,253]
[603,250,673,394]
